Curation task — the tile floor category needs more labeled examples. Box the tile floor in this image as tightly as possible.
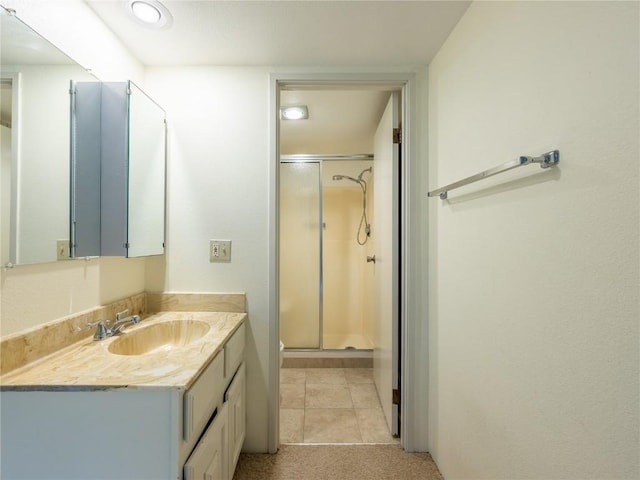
[280,367,398,444]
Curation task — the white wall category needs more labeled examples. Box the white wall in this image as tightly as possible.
[0,0,146,336]
[144,67,271,451]
[427,2,639,478]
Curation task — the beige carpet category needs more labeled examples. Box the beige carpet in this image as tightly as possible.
[233,444,444,480]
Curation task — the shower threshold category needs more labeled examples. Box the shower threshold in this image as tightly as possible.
[284,349,372,358]
[282,348,373,368]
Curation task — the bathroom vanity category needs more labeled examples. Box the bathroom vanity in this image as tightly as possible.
[0,311,245,480]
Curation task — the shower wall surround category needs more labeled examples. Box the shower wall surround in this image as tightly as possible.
[323,182,374,349]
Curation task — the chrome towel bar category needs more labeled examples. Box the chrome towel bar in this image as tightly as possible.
[428,150,560,200]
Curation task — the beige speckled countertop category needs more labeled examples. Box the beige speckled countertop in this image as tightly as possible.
[0,311,245,391]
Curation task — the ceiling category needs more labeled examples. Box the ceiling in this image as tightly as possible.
[1,2,471,155]
[86,1,470,67]
[280,89,391,155]
[85,1,471,155]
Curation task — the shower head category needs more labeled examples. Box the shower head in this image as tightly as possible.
[333,167,372,186]
[332,174,361,184]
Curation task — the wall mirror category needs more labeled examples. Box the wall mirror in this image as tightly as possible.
[0,7,98,266]
[70,81,166,258]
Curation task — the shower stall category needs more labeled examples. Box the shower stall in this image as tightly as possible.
[279,155,375,351]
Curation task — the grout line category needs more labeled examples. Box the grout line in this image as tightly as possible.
[353,393,366,443]
[302,373,307,443]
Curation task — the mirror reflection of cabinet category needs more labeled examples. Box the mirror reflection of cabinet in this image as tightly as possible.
[1,8,98,266]
[70,81,166,258]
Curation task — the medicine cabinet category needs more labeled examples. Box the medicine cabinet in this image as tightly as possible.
[70,81,166,258]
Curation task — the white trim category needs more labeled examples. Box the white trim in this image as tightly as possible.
[268,73,280,454]
[268,71,424,452]
[2,71,21,265]
[399,74,430,452]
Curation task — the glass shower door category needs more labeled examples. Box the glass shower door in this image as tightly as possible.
[279,162,321,349]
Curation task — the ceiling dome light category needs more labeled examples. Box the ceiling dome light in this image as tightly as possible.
[131,1,161,23]
[126,0,173,29]
[281,106,309,120]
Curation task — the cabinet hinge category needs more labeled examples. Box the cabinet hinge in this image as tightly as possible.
[124,242,130,249]
[392,388,400,405]
[393,128,402,144]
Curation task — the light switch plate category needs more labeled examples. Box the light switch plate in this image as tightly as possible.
[209,240,231,262]
[57,240,70,260]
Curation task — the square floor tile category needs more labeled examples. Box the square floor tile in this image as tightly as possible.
[305,384,353,408]
[349,383,381,408]
[355,408,398,444]
[304,408,363,443]
[305,368,347,385]
[344,368,374,384]
[280,368,306,384]
[280,383,305,409]
[280,409,305,443]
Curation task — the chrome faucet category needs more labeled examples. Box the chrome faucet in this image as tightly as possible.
[87,309,140,341]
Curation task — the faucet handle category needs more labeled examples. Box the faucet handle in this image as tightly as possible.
[87,320,109,341]
[87,320,107,328]
[115,309,129,321]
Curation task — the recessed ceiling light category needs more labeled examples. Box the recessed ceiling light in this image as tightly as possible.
[126,0,173,29]
[131,1,160,23]
[281,106,309,120]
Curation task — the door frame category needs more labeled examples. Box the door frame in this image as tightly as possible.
[268,71,423,453]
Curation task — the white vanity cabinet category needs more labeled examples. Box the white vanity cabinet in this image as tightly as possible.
[226,362,246,472]
[183,359,246,480]
[184,402,229,480]
[183,324,246,480]
[183,350,225,448]
[0,320,246,480]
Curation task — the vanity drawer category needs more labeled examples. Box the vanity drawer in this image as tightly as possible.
[184,350,224,443]
[224,323,245,379]
[183,402,229,480]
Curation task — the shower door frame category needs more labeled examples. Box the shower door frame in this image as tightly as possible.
[280,154,375,352]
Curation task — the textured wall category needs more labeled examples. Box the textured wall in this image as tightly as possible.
[144,66,271,451]
[427,2,639,478]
